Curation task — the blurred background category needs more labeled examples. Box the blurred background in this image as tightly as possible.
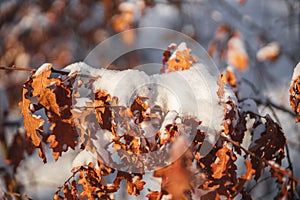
[0,0,299,199]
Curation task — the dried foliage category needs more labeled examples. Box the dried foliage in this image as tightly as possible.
[1,1,299,200]
[2,56,295,199]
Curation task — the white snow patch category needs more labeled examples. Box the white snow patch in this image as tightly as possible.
[34,63,52,76]
[72,149,99,170]
[291,62,300,83]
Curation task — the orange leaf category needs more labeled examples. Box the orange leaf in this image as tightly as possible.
[146,191,162,200]
[241,160,255,180]
[167,43,197,72]
[256,42,280,62]
[20,90,44,147]
[38,89,60,116]
[153,150,193,200]
[221,68,237,88]
[211,145,230,179]
[227,32,249,71]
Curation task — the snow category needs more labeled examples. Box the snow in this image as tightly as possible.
[34,63,52,76]
[291,62,300,82]
[64,62,223,135]
[72,149,99,170]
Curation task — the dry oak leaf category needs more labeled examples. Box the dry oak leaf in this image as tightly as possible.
[31,63,61,116]
[256,42,280,62]
[6,129,35,172]
[78,169,97,200]
[126,175,146,196]
[146,191,162,200]
[47,120,78,160]
[167,43,197,72]
[154,150,193,200]
[208,24,231,59]
[94,90,113,131]
[221,68,237,88]
[20,90,44,147]
[227,32,249,71]
[211,145,230,179]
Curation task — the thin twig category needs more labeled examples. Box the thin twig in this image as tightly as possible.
[0,66,35,72]
[55,167,82,194]
[248,97,296,117]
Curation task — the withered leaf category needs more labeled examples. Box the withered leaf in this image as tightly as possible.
[211,145,230,179]
[47,120,78,160]
[154,150,193,200]
[167,45,197,72]
[241,160,255,180]
[146,191,162,200]
[20,90,44,147]
[6,129,35,172]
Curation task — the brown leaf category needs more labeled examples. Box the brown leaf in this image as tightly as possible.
[154,150,193,200]
[78,169,96,200]
[47,120,78,160]
[6,129,35,172]
[31,64,56,96]
[146,191,162,200]
[94,90,113,131]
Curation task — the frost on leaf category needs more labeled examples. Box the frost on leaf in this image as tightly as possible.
[290,62,300,122]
